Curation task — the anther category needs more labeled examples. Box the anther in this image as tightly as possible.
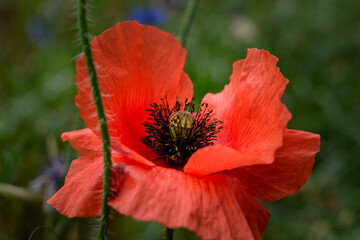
[142,97,222,168]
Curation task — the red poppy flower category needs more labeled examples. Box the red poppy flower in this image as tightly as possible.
[48,21,320,240]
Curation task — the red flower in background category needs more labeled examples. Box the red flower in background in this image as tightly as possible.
[48,21,320,240]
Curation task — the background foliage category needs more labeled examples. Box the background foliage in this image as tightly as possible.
[0,0,359,239]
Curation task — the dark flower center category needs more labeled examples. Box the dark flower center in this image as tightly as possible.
[142,97,223,169]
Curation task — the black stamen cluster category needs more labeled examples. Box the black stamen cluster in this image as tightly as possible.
[142,97,223,169]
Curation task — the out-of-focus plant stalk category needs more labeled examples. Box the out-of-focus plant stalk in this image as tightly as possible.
[165,1,200,239]
[179,0,200,47]
[166,228,174,240]
[0,183,41,202]
[77,0,112,239]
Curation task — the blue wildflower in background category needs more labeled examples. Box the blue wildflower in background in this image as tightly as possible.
[25,13,55,48]
[128,6,166,26]
[30,155,66,213]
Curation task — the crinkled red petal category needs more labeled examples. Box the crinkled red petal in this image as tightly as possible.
[184,144,270,175]
[75,21,193,160]
[61,128,104,156]
[61,128,155,167]
[47,155,103,217]
[109,163,270,240]
[185,48,292,175]
[226,129,320,202]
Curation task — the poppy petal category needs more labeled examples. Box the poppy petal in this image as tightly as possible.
[61,128,103,156]
[109,164,269,240]
[75,21,193,159]
[228,129,320,202]
[61,128,155,167]
[185,48,292,175]
[184,144,271,175]
[47,155,103,217]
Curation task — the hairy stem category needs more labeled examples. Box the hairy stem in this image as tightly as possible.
[77,0,112,239]
[179,0,200,47]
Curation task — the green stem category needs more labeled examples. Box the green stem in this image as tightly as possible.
[166,228,174,240]
[77,0,112,240]
[179,0,200,47]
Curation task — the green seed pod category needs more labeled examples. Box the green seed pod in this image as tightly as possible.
[169,110,196,140]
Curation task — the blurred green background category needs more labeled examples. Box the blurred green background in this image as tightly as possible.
[1,0,359,239]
